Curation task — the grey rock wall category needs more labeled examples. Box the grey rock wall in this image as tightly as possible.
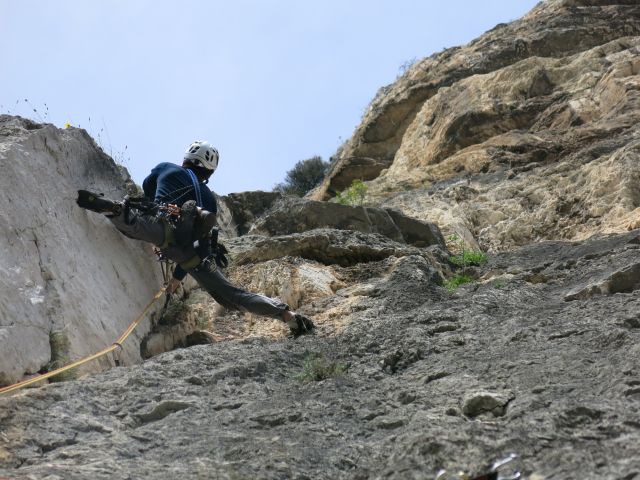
[3,1,640,478]
[248,196,446,248]
[1,228,639,479]
[0,116,163,385]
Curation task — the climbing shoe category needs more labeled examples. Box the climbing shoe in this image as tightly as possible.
[214,242,229,269]
[289,313,315,337]
[76,190,122,215]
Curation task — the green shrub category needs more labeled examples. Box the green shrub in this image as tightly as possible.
[447,234,488,268]
[335,179,368,206]
[443,274,474,292]
[274,156,329,197]
[449,250,488,267]
[443,233,489,292]
[295,353,347,382]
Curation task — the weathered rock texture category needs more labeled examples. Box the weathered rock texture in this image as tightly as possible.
[2,2,640,479]
[312,0,640,252]
[248,196,445,248]
[227,229,447,270]
[1,229,639,479]
[218,190,283,237]
[0,116,163,385]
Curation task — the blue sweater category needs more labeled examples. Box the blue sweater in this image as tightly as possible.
[142,162,216,213]
[142,162,217,281]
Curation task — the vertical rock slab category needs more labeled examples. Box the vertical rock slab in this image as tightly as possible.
[0,116,162,385]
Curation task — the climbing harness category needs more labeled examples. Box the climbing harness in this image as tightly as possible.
[124,195,182,222]
[141,178,227,271]
[0,288,166,396]
[134,200,223,274]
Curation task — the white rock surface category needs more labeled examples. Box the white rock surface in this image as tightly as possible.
[0,116,163,385]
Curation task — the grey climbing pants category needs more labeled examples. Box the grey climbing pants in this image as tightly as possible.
[188,263,289,318]
[108,210,289,320]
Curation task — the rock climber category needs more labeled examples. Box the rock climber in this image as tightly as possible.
[76,140,315,336]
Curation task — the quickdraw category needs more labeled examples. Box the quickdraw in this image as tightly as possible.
[124,196,181,222]
[153,247,174,283]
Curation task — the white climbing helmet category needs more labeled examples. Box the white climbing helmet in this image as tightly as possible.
[183,140,219,173]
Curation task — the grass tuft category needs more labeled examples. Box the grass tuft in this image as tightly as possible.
[295,353,347,383]
[443,274,475,292]
[449,250,488,267]
[48,330,76,382]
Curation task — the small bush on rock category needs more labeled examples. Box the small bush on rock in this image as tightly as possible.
[335,179,368,206]
[449,250,488,267]
[447,234,488,268]
[444,274,474,292]
[444,234,489,292]
[274,156,329,197]
[295,353,347,382]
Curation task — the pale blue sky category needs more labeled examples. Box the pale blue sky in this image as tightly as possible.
[1,1,539,195]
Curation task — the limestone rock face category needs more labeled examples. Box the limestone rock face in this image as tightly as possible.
[3,2,640,479]
[311,0,640,251]
[218,191,282,237]
[247,196,445,248]
[0,116,163,385]
[226,228,447,270]
[375,36,640,250]
[2,229,639,479]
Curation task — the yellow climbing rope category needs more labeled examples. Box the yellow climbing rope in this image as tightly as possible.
[0,287,166,396]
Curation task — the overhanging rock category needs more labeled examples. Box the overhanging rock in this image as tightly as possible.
[245,196,445,248]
